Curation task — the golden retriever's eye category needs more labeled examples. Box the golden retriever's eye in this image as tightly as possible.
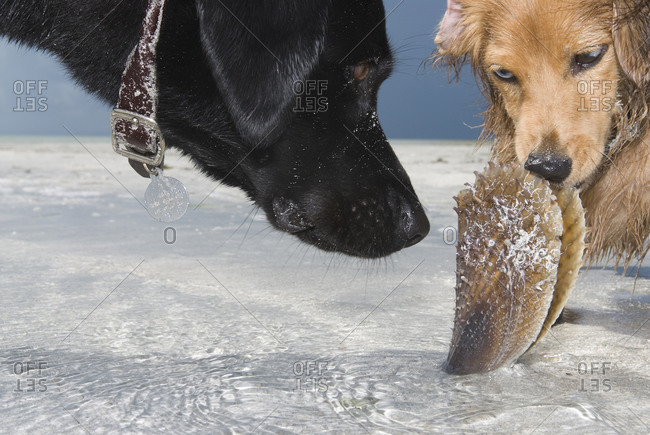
[574,45,608,72]
[353,62,371,81]
[493,68,517,83]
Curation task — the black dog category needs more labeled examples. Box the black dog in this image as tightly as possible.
[0,0,430,258]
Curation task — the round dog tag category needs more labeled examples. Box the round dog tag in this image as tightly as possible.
[144,169,189,223]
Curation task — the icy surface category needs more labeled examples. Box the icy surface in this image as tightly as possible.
[0,137,649,434]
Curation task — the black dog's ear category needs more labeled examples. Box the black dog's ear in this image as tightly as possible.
[196,0,330,146]
[613,0,650,90]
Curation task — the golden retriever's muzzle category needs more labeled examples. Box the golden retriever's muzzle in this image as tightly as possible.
[523,133,573,183]
[524,153,573,183]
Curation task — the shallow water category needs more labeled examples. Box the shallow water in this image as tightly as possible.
[1,138,648,434]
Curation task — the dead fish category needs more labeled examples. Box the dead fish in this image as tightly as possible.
[446,162,585,375]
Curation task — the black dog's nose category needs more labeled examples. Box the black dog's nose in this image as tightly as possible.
[400,202,430,248]
[272,197,313,234]
[524,153,572,183]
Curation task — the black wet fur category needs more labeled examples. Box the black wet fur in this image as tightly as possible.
[0,0,430,258]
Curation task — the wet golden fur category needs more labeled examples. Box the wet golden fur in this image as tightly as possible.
[434,0,650,268]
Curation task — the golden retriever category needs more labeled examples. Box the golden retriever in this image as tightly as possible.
[434,0,650,269]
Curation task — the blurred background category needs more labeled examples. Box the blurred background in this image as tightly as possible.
[0,0,483,140]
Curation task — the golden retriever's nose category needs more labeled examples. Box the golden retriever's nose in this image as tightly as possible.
[524,153,573,183]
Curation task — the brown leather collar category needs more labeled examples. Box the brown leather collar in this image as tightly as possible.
[110,0,167,178]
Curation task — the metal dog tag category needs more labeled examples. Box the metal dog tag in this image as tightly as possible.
[144,169,189,223]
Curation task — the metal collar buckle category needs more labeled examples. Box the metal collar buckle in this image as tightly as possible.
[111,109,166,168]
[111,0,167,177]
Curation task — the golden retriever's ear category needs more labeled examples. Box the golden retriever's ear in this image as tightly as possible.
[435,0,466,54]
[613,0,650,89]
[433,0,481,75]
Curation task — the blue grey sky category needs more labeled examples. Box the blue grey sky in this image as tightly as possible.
[0,0,483,139]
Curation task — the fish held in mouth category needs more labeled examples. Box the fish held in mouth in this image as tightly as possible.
[446,162,586,375]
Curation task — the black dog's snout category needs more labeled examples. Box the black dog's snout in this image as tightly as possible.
[524,153,572,183]
[399,202,430,248]
[272,197,313,234]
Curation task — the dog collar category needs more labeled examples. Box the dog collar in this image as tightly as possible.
[110,0,167,178]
